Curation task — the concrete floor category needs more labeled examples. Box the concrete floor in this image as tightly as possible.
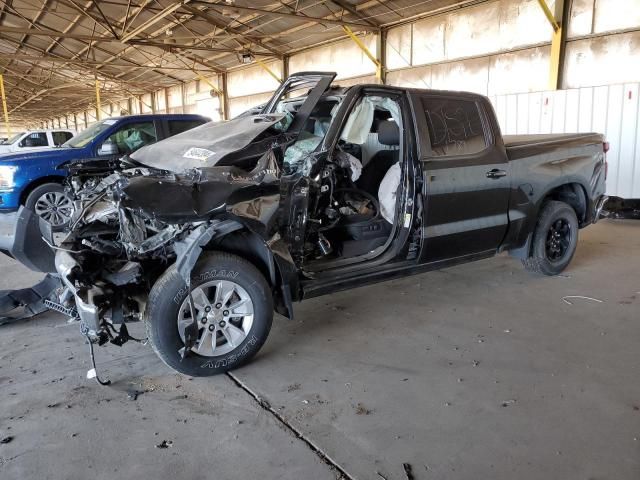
[0,219,638,480]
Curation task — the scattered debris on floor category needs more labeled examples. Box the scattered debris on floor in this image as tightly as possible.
[601,197,640,219]
[155,440,173,449]
[354,403,373,415]
[562,295,604,305]
[402,462,415,480]
[0,274,63,325]
[376,471,389,480]
[127,390,144,401]
[501,399,517,407]
[286,383,301,392]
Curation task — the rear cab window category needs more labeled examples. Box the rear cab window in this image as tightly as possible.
[52,131,74,146]
[418,96,490,157]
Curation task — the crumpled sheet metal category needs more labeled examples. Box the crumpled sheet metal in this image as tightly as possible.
[0,274,63,325]
[121,150,283,229]
[130,114,287,172]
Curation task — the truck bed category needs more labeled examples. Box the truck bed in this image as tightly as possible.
[504,133,604,161]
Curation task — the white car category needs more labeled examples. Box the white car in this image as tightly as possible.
[0,129,76,155]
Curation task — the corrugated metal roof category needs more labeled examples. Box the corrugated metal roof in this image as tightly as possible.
[0,0,468,122]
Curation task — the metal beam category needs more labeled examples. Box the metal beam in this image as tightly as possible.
[254,58,282,83]
[200,2,379,32]
[538,0,568,89]
[342,26,382,81]
[127,39,273,57]
[121,1,188,43]
[221,72,229,121]
[0,75,11,136]
[329,0,379,28]
[537,0,560,32]
[95,79,102,120]
[0,53,218,72]
[182,4,283,58]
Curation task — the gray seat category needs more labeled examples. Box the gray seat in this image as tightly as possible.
[356,120,399,197]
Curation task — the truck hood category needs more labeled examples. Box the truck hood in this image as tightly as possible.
[130,113,288,173]
[0,146,83,165]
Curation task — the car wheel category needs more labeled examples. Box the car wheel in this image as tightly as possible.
[522,200,579,275]
[24,183,74,232]
[145,251,274,376]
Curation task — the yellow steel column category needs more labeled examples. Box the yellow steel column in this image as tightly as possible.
[255,57,282,83]
[95,79,102,120]
[548,27,563,90]
[342,26,382,82]
[0,74,11,136]
[537,0,566,90]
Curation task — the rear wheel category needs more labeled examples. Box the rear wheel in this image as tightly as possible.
[145,252,273,376]
[24,183,73,231]
[522,200,579,275]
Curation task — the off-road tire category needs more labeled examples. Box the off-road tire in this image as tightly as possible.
[522,200,579,276]
[145,252,273,376]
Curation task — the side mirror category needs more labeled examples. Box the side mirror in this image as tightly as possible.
[97,140,118,156]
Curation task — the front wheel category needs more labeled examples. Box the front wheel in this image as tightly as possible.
[522,200,579,275]
[24,182,74,232]
[145,252,273,376]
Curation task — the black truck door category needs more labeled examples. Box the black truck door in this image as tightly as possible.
[411,93,510,262]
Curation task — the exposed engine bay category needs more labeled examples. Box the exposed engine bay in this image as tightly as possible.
[42,72,409,380]
[57,120,393,361]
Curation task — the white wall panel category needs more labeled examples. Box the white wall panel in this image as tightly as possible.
[491,83,640,198]
[289,36,377,80]
[386,24,412,69]
[228,61,282,98]
[228,92,273,119]
[564,32,640,88]
[411,16,446,65]
[568,0,595,37]
[593,0,640,33]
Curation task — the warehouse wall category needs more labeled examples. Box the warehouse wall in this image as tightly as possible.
[33,0,639,196]
[490,82,640,197]
[385,0,640,93]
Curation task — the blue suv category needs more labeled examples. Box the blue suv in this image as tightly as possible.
[0,114,209,230]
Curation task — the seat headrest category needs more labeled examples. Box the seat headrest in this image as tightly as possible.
[378,120,399,146]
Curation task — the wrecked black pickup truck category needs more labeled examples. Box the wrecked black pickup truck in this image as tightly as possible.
[7,72,608,377]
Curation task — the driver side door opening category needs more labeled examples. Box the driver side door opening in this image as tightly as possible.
[300,89,410,272]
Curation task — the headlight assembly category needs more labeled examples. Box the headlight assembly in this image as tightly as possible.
[0,166,17,191]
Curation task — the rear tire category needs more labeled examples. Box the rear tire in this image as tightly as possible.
[145,252,273,376]
[24,182,73,232]
[522,200,579,276]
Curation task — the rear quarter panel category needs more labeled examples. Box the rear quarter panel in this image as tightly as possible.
[503,138,606,250]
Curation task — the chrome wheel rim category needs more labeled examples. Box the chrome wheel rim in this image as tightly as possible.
[34,191,74,227]
[177,279,254,357]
